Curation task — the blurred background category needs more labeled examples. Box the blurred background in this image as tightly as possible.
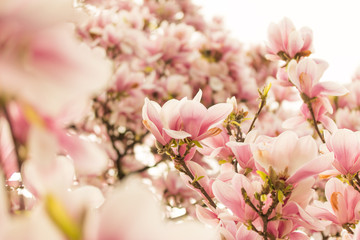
[193,0,360,84]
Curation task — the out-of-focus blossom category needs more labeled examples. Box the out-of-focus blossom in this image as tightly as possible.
[266,17,313,62]
[335,108,360,131]
[95,178,216,240]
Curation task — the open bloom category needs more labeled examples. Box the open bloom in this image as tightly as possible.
[142,90,233,145]
[325,129,360,175]
[310,178,360,226]
[266,17,313,62]
[251,131,333,184]
[288,58,348,99]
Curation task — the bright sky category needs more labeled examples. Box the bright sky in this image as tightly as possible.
[193,0,360,84]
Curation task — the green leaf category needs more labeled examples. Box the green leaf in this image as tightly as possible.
[196,176,204,181]
[263,82,272,97]
[260,194,267,202]
[192,140,203,148]
[277,190,285,204]
[45,194,82,240]
[256,170,268,182]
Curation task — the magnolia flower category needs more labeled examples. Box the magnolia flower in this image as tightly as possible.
[95,179,216,240]
[226,141,255,170]
[287,58,348,99]
[266,17,313,62]
[325,129,360,175]
[251,131,333,184]
[283,98,338,133]
[310,178,360,226]
[212,174,259,223]
[142,90,233,145]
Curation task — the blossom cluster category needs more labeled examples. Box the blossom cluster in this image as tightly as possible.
[1,0,360,239]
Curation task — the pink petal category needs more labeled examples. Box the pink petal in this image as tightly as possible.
[287,152,333,184]
[306,204,339,225]
[282,116,306,129]
[287,135,318,176]
[193,89,203,102]
[236,224,261,240]
[311,82,349,97]
[227,142,254,169]
[279,17,295,50]
[232,174,255,198]
[179,100,207,138]
[330,129,360,174]
[324,178,345,205]
[195,127,223,141]
[288,31,304,58]
[296,58,317,81]
[287,59,300,88]
[312,58,329,82]
[287,231,310,240]
[288,178,315,208]
[163,129,191,139]
[187,161,213,197]
[142,98,162,131]
[212,180,242,218]
[143,119,167,145]
[319,116,337,133]
[300,27,313,51]
[161,99,182,130]
[195,205,219,226]
[58,133,108,176]
[267,23,283,54]
[198,103,233,136]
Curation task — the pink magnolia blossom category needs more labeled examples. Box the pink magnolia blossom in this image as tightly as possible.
[335,108,360,131]
[266,17,313,62]
[181,161,214,199]
[142,90,233,145]
[325,129,360,175]
[226,141,255,170]
[0,0,111,116]
[252,131,333,184]
[95,179,216,240]
[283,98,338,133]
[198,124,233,160]
[212,174,259,223]
[309,178,360,226]
[288,58,348,99]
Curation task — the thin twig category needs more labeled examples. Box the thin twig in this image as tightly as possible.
[247,99,266,133]
[178,159,217,209]
[306,101,325,143]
